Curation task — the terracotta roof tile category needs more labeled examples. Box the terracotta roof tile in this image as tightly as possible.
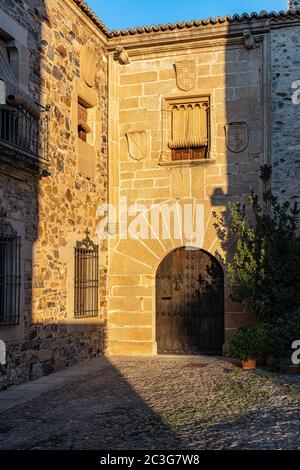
[109,11,299,37]
[71,3,299,39]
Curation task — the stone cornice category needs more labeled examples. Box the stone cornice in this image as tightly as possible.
[106,22,267,58]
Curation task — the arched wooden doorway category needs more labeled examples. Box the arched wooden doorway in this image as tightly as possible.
[156,247,224,355]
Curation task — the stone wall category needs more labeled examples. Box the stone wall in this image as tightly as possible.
[107,30,266,355]
[271,25,300,209]
[1,1,300,385]
[0,0,108,390]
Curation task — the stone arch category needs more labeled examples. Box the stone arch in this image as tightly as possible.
[155,246,225,355]
[107,198,225,355]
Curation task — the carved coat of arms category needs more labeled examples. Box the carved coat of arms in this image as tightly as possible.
[224,122,249,153]
[126,130,148,161]
[175,59,196,91]
[81,46,97,88]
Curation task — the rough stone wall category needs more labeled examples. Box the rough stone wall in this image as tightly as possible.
[288,0,300,11]
[1,1,299,382]
[0,0,108,390]
[108,39,264,355]
[271,26,300,208]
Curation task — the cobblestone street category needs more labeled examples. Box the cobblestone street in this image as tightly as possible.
[0,356,299,450]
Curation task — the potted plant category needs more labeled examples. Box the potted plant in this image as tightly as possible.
[227,325,263,369]
[255,322,276,367]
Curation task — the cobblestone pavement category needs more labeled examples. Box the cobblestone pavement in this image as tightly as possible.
[0,356,299,450]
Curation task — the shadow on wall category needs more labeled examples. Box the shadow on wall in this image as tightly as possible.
[0,0,50,390]
[0,3,270,390]
[0,0,108,391]
[209,23,265,340]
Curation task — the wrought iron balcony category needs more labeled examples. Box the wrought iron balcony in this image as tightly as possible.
[0,102,49,175]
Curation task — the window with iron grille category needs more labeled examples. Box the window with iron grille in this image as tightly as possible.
[0,208,21,327]
[74,230,99,319]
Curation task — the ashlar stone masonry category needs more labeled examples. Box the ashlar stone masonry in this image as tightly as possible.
[0,0,299,388]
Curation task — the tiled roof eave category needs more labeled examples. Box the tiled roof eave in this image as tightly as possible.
[72,0,110,36]
[70,3,300,39]
[108,11,300,37]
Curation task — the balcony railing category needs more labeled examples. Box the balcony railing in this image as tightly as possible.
[0,103,49,170]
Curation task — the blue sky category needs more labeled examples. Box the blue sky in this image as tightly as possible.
[86,0,286,30]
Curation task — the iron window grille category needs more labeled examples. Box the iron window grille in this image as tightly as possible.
[0,208,21,327]
[74,230,99,319]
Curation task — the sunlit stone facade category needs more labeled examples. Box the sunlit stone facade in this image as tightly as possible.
[0,0,299,388]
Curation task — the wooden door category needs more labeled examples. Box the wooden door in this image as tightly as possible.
[156,248,224,355]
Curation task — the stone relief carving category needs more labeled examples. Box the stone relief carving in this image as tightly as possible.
[81,46,97,87]
[224,122,249,153]
[126,130,148,161]
[242,30,256,50]
[175,58,196,91]
[114,46,130,65]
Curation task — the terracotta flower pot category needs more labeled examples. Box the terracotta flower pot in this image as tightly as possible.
[241,359,257,370]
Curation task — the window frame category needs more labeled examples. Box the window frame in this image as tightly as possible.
[74,230,99,320]
[77,98,91,143]
[0,208,21,327]
[160,94,214,166]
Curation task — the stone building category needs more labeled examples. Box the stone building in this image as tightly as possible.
[0,0,299,388]
[0,0,109,390]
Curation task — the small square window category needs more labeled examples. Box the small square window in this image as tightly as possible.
[160,95,211,165]
[77,99,91,142]
[169,102,208,161]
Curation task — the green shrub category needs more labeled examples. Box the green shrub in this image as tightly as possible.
[225,166,300,322]
[228,312,300,364]
[271,310,300,358]
[255,322,276,357]
[275,357,294,368]
[227,325,264,361]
